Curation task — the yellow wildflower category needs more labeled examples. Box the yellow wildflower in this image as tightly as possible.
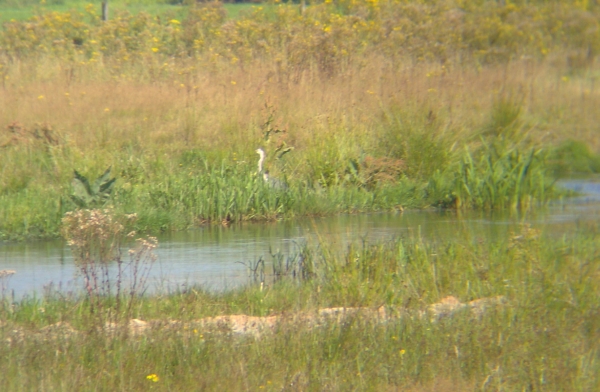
[146,374,159,382]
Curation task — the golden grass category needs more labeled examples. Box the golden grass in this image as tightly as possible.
[2,56,599,157]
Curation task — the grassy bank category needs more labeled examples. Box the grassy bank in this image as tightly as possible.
[1,223,598,390]
[1,0,600,240]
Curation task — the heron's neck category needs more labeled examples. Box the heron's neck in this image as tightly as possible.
[257,155,264,173]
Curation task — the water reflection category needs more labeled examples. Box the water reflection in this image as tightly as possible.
[1,179,598,298]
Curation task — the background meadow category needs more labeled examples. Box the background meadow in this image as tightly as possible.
[1,0,599,239]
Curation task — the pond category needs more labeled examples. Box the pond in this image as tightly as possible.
[1,179,599,299]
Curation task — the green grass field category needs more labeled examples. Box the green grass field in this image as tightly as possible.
[0,0,256,24]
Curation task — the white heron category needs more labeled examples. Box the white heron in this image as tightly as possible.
[255,148,287,189]
[255,148,267,179]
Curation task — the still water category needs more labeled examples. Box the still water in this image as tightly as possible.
[1,180,599,298]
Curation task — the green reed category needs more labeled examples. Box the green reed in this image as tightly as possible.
[118,159,419,231]
[0,140,559,240]
[451,143,553,210]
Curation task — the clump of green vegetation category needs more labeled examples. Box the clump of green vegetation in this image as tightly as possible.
[424,98,556,210]
[448,143,551,210]
[549,139,600,176]
[69,167,116,208]
[380,107,449,180]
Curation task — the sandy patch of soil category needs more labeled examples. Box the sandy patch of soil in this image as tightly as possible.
[4,296,506,342]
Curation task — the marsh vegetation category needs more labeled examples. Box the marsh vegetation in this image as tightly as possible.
[1,0,600,239]
[1,0,599,390]
[1,221,599,391]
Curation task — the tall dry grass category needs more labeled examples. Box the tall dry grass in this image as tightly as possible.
[2,58,598,155]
